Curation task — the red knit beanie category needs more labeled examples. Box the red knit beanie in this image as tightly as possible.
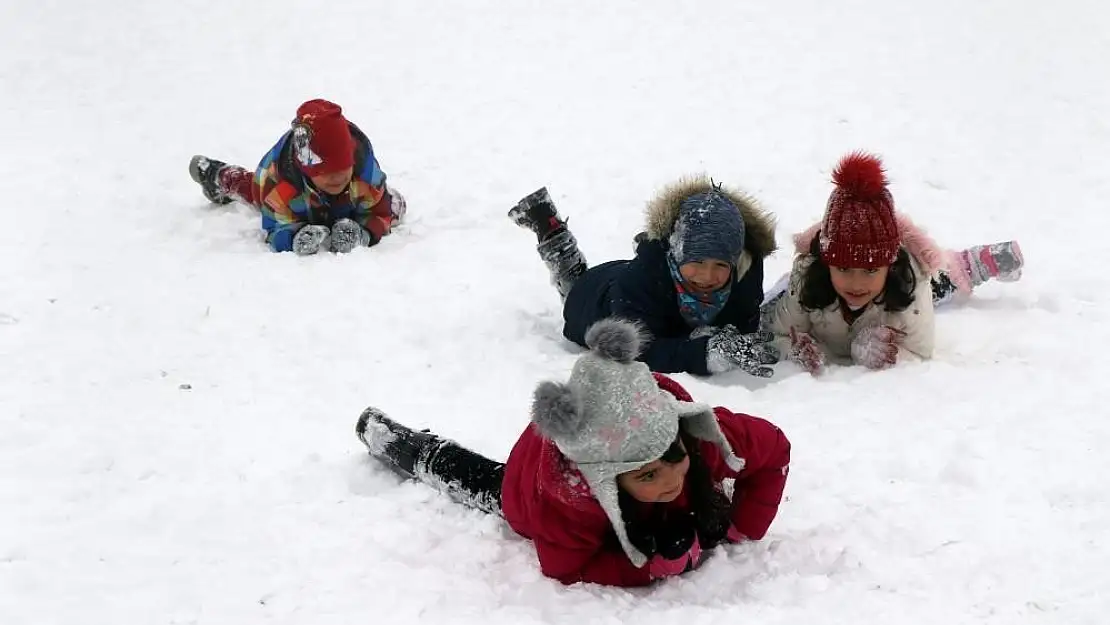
[290,99,355,177]
[819,152,900,269]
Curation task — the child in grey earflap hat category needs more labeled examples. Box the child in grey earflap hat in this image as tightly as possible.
[355,318,791,587]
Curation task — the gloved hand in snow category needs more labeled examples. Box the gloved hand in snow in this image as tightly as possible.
[292,224,332,256]
[706,325,779,377]
[850,325,906,370]
[726,525,749,543]
[648,517,704,579]
[789,327,826,375]
[330,218,371,253]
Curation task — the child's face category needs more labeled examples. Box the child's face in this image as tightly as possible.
[829,265,889,310]
[617,447,690,503]
[678,259,732,294]
[310,167,355,195]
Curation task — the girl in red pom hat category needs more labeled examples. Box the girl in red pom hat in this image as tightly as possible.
[188,99,406,254]
[765,151,1024,374]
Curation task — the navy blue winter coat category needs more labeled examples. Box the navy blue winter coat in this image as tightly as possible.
[562,178,778,375]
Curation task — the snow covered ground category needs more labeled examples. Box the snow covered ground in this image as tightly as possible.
[3,1,1109,623]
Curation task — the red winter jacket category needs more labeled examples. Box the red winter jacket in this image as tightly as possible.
[500,374,791,587]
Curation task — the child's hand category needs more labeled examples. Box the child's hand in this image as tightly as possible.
[706,326,779,377]
[292,224,331,256]
[648,531,703,579]
[330,218,370,253]
[788,328,825,375]
[726,524,748,543]
[850,325,906,370]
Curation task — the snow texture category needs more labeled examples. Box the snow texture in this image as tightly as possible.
[2,0,1109,624]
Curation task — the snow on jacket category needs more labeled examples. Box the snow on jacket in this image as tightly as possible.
[769,213,961,363]
[561,178,778,375]
[500,373,791,587]
[253,122,396,252]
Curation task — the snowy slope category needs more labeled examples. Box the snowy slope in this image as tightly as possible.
[2,0,1109,623]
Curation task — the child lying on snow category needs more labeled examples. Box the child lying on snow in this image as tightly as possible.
[765,152,1024,374]
[356,318,791,587]
[188,99,406,255]
[507,178,779,379]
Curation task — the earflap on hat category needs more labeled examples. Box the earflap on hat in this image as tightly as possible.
[575,465,651,568]
[291,99,355,177]
[530,317,710,569]
[674,400,745,471]
[529,377,660,569]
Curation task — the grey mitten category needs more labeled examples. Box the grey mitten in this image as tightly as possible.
[330,218,371,253]
[705,325,779,377]
[292,224,331,256]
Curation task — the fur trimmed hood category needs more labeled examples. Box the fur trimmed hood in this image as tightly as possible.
[643,176,778,261]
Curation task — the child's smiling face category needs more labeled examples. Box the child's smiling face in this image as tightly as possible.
[678,259,732,294]
[829,265,889,310]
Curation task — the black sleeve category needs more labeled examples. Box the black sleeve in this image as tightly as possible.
[607,266,711,376]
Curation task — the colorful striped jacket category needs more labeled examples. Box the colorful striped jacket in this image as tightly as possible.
[253,123,395,252]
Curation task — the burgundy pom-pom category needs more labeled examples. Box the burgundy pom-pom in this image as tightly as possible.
[832,151,888,200]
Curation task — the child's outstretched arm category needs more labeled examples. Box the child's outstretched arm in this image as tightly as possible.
[711,408,791,540]
[260,193,306,253]
[768,258,814,360]
[350,155,394,246]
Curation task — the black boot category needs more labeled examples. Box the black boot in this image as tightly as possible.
[508,187,567,242]
[538,229,588,298]
[188,155,233,204]
[356,406,441,479]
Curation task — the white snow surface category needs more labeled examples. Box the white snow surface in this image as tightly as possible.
[3,1,1109,623]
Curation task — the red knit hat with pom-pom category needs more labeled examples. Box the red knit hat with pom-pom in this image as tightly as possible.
[290,99,355,177]
[819,152,900,269]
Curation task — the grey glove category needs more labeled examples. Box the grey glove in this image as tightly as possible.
[705,325,779,377]
[292,224,331,256]
[330,218,371,253]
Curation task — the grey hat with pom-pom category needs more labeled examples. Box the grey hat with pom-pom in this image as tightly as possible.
[531,318,744,568]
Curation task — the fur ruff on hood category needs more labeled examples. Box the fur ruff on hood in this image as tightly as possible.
[643,176,778,265]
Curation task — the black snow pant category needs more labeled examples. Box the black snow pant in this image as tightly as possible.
[419,439,506,517]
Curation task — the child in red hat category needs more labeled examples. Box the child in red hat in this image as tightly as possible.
[765,151,1023,373]
[189,99,406,254]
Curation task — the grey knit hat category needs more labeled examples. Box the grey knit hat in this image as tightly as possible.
[530,318,745,568]
[668,190,746,266]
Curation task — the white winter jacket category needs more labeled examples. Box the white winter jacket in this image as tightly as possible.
[768,213,968,365]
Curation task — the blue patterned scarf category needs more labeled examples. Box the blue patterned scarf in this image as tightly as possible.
[667,254,732,327]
